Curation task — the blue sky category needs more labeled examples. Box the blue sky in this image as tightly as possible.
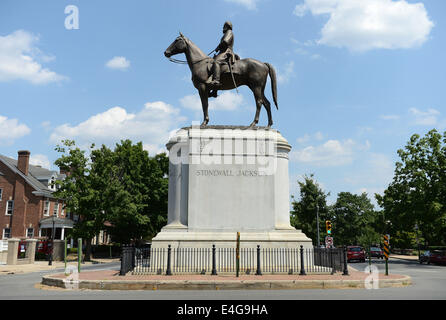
[1,0,445,206]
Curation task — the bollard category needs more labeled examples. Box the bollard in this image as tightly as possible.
[77,238,82,273]
[343,246,349,276]
[166,245,172,276]
[211,245,217,276]
[299,245,306,276]
[256,245,262,276]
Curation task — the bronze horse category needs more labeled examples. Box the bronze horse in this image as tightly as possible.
[164,33,278,127]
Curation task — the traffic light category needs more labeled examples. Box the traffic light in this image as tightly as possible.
[326,220,332,234]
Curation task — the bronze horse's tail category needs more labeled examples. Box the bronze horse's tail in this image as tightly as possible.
[265,63,278,110]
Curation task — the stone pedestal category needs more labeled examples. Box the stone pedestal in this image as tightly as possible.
[6,239,20,265]
[151,126,312,249]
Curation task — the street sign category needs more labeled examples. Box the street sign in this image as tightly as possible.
[383,234,390,259]
[383,234,390,276]
[325,236,333,248]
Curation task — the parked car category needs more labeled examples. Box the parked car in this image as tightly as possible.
[428,250,446,265]
[369,247,384,259]
[347,246,366,263]
[419,250,431,264]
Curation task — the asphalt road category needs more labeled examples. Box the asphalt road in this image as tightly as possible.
[0,258,444,300]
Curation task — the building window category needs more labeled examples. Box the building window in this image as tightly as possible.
[5,200,13,215]
[53,203,59,216]
[27,228,34,238]
[3,228,11,239]
[0,188,2,201]
[43,200,50,216]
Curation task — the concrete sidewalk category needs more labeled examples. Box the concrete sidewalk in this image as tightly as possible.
[41,268,412,290]
[0,259,120,275]
[390,254,419,261]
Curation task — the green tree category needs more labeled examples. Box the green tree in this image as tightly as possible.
[55,140,169,258]
[54,140,107,261]
[96,140,168,243]
[376,130,446,246]
[291,174,331,246]
[332,192,377,247]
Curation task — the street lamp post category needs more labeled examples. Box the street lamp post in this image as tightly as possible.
[316,202,320,247]
[415,223,421,262]
[48,215,56,266]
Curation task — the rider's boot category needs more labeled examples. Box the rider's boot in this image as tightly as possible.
[209,90,218,98]
[209,63,221,87]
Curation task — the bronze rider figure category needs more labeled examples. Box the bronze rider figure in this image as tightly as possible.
[209,21,235,97]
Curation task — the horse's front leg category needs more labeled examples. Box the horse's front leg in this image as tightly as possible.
[198,85,209,126]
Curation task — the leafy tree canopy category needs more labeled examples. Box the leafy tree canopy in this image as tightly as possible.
[376,129,446,246]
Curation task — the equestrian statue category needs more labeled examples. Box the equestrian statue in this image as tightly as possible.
[164,21,278,128]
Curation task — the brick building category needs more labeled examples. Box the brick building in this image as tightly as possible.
[0,151,73,240]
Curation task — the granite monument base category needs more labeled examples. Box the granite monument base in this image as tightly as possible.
[151,126,312,250]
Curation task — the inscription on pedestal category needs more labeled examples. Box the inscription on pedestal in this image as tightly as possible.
[195,169,265,177]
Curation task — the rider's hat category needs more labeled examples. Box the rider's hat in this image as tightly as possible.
[223,21,233,30]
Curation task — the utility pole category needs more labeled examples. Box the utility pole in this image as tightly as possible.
[316,202,320,247]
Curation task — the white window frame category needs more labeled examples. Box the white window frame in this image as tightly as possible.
[27,228,34,238]
[3,228,11,239]
[43,199,50,216]
[53,202,59,216]
[0,188,3,201]
[5,200,13,216]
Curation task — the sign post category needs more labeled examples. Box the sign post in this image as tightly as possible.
[236,232,240,277]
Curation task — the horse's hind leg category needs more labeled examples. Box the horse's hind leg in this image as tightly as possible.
[198,85,209,126]
[249,86,263,128]
[263,93,273,128]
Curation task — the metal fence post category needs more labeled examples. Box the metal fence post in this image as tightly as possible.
[166,245,172,276]
[120,245,127,276]
[299,245,306,276]
[343,246,349,276]
[131,245,135,270]
[330,248,335,275]
[212,245,217,275]
[256,245,262,276]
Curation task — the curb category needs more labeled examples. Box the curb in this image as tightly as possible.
[41,275,412,291]
[389,256,419,262]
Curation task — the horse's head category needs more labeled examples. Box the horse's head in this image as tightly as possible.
[164,32,187,58]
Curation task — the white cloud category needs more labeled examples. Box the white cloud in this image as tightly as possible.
[0,30,66,84]
[30,154,51,169]
[105,56,130,70]
[50,102,186,154]
[0,115,31,145]
[296,131,324,144]
[277,61,295,84]
[344,153,395,204]
[290,139,357,166]
[380,114,400,120]
[180,91,245,111]
[409,107,440,126]
[224,0,259,10]
[294,0,434,52]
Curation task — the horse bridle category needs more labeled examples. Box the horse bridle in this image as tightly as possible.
[167,34,214,65]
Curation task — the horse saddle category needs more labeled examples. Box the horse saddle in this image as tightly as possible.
[207,54,241,75]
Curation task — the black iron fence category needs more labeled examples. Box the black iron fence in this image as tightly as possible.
[120,244,349,276]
